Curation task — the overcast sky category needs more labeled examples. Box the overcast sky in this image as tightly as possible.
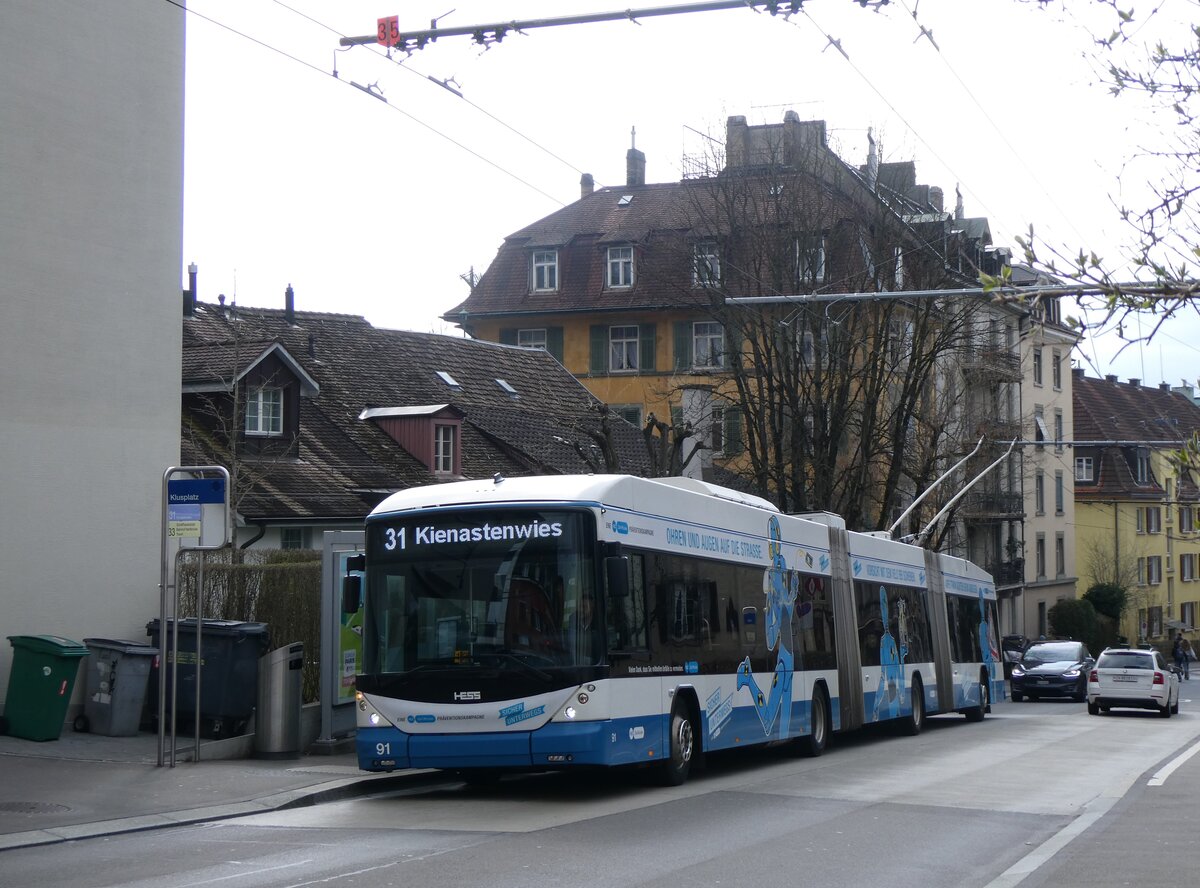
[180,0,1198,386]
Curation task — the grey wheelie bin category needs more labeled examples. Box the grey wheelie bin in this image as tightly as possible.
[78,638,157,736]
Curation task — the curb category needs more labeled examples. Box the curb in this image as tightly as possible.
[0,768,439,852]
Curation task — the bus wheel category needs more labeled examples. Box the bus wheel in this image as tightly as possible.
[965,669,988,722]
[797,686,829,757]
[660,705,695,786]
[900,678,925,736]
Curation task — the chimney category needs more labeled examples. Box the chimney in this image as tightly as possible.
[285,283,295,325]
[580,172,594,199]
[929,186,944,213]
[183,262,198,316]
[1160,382,1171,391]
[866,128,879,192]
[626,126,645,187]
[1072,367,1084,379]
[954,184,964,221]
[1105,374,1118,383]
[1129,378,1140,387]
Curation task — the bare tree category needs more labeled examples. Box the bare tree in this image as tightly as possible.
[638,120,994,531]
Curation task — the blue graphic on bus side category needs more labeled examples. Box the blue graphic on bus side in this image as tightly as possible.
[685,661,699,674]
[736,515,797,738]
[612,521,629,534]
[408,714,436,724]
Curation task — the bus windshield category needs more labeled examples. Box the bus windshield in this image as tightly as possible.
[361,509,599,674]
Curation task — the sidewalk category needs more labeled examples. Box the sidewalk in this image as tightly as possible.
[0,728,427,851]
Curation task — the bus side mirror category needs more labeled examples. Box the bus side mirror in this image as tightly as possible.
[342,575,361,614]
[343,553,365,614]
[605,555,629,598]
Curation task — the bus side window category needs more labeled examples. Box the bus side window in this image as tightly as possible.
[610,553,648,651]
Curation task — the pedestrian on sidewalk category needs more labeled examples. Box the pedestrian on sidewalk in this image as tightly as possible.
[1183,637,1194,680]
[1173,634,1188,678]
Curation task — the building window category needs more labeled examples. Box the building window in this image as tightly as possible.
[1036,534,1046,579]
[796,234,826,285]
[613,404,642,426]
[1181,554,1195,581]
[518,328,547,350]
[1032,348,1043,386]
[608,325,640,372]
[693,242,720,287]
[1035,471,1045,515]
[1055,533,1065,578]
[893,246,905,289]
[607,246,634,288]
[1183,601,1197,626]
[1181,505,1195,533]
[245,387,283,435]
[692,321,724,369]
[1034,407,1047,449]
[532,250,558,292]
[1139,506,1162,534]
[434,424,456,474]
[1054,409,1063,452]
[1038,601,1048,637]
[1149,605,1163,637]
[1054,471,1064,515]
[1075,457,1093,482]
[1141,555,1163,585]
[1052,350,1062,389]
[1135,448,1151,483]
[280,527,311,550]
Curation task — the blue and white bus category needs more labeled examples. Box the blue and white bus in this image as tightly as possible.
[344,474,1002,785]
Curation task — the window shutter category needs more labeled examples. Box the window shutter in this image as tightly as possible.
[547,327,564,363]
[589,325,608,375]
[499,328,517,346]
[673,322,692,371]
[670,405,683,429]
[639,323,656,372]
[724,408,744,455]
[723,321,742,369]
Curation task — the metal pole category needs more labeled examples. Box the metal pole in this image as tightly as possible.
[194,552,204,763]
[340,1,783,48]
[157,469,171,767]
[170,550,182,768]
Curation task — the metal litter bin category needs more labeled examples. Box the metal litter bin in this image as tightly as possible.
[255,642,304,759]
[78,638,157,736]
[3,635,89,741]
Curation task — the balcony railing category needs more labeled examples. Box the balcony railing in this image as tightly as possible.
[987,558,1025,587]
[961,344,1022,382]
[958,490,1025,518]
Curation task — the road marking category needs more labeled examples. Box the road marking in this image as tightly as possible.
[1147,737,1200,786]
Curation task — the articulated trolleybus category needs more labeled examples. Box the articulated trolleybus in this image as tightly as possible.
[344,474,1002,785]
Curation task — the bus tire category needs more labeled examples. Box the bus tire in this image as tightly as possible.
[965,669,988,722]
[900,677,924,736]
[797,685,829,757]
[660,704,695,786]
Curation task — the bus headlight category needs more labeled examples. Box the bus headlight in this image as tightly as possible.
[565,706,577,720]
[369,713,381,725]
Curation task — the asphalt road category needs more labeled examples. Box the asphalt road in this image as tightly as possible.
[3,698,1198,888]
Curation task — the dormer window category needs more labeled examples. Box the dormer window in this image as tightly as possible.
[245,387,283,435]
[607,246,634,288]
[434,424,457,474]
[532,250,558,292]
[693,242,720,288]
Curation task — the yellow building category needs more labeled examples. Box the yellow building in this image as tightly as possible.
[1073,372,1200,645]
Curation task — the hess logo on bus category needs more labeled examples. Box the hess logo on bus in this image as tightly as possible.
[454,691,482,701]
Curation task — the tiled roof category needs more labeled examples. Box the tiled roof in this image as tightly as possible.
[182,302,649,522]
[1073,373,1200,443]
[1073,373,1200,500]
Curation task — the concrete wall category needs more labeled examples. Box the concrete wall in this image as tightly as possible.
[0,3,184,711]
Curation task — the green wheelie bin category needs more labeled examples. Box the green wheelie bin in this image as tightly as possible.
[4,635,89,741]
